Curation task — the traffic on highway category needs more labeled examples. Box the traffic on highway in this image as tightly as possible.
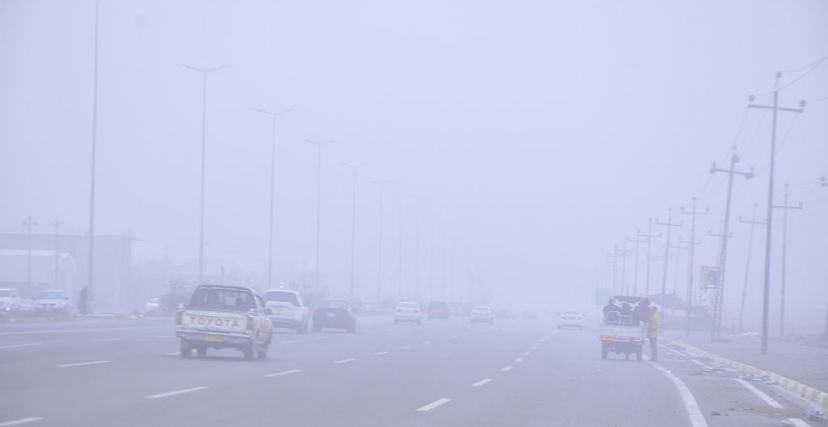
[2,0,827,426]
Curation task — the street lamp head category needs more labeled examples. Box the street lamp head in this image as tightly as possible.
[799,100,807,109]
[748,94,755,103]
[746,167,755,179]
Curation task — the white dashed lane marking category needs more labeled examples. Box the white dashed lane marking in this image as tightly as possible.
[416,398,451,412]
[56,360,112,368]
[0,418,43,427]
[265,369,302,378]
[146,386,207,399]
[501,366,513,372]
[734,379,784,409]
[373,351,389,356]
[515,357,524,363]
[334,358,355,364]
[471,378,492,387]
[0,343,43,350]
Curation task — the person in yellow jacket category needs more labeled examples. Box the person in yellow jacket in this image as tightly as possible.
[648,306,661,361]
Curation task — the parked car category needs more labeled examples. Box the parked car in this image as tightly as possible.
[32,290,70,315]
[558,310,585,329]
[176,285,273,360]
[144,297,161,314]
[394,301,423,325]
[427,301,450,320]
[312,300,356,333]
[262,289,310,334]
[0,288,21,315]
[470,306,494,324]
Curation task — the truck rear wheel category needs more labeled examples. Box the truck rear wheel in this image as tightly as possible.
[636,348,643,362]
[196,346,207,358]
[180,340,192,359]
[601,344,608,360]
[243,342,255,360]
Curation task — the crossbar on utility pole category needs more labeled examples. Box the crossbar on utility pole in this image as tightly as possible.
[681,197,707,336]
[772,183,803,337]
[656,210,683,297]
[640,219,661,297]
[747,73,805,354]
[709,150,754,341]
[737,204,765,333]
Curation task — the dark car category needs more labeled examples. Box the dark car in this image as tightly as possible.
[312,300,356,333]
[427,301,450,320]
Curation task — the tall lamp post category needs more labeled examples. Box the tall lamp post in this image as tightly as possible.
[23,216,37,291]
[255,108,293,289]
[305,139,334,291]
[342,163,364,300]
[182,64,227,286]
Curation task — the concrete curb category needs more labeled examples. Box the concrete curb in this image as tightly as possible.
[665,338,827,410]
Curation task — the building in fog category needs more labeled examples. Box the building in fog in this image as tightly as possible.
[0,233,133,313]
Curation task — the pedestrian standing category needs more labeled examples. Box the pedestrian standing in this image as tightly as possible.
[648,306,661,361]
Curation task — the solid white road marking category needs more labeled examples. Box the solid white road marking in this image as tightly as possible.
[0,326,169,336]
[0,343,42,350]
[515,357,524,363]
[146,386,207,399]
[501,366,513,372]
[401,345,413,350]
[785,418,812,427]
[690,359,707,367]
[650,362,709,427]
[334,358,355,364]
[416,398,451,412]
[373,351,389,356]
[57,360,111,368]
[0,418,43,427]
[734,379,784,409]
[164,352,179,356]
[472,378,492,387]
[265,369,302,378]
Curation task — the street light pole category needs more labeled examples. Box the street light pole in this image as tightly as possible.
[370,180,390,305]
[254,108,293,289]
[23,216,37,291]
[86,0,101,314]
[53,221,61,289]
[305,139,334,292]
[182,64,227,286]
[342,163,363,301]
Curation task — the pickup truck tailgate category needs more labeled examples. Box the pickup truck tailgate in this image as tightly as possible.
[179,310,249,334]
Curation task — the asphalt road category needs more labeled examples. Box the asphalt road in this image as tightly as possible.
[0,316,819,427]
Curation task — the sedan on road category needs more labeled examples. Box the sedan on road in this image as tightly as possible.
[263,289,310,334]
[427,301,450,320]
[558,310,585,329]
[470,306,494,324]
[394,301,423,325]
[312,300,356,333]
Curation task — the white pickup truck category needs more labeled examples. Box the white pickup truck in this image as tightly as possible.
[599,296,647,361]
[176,285,273,360]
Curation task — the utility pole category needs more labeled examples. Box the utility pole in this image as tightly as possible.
[254,108,293,289]
[748,73,806,354]
[182,63,227,286]
[370,180,390,305]
[627,233,646,296]
[342,163,363,301]
[53,221,61,289]
[656,210,683,297]
[86,0,101,314]
[671,237,690,295]
[773,183,803,337]
[710,150,753,340]
[681,197,707,336]
[822,177,828,340]
[737,204,765,333]
[608,247,618,295]
[23,216,37,291]
[305,139,334,291]
[616,241,633,295]
[641,219,661,297]
[414,213,421,301]
[393,194,411,300]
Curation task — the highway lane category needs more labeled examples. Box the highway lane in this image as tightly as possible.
[0,317,819,426]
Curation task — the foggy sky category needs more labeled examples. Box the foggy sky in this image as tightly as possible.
[1,0,827,328]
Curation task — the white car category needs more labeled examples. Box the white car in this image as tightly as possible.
[558,310,585,329]
[394,301,423,325]
[470,306,494,324]
[0,288,21,315]
[144,297,161,314]
[33,290,70,314]
[262,289,310,333]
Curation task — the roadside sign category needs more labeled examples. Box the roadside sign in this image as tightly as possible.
[700,266,720,288]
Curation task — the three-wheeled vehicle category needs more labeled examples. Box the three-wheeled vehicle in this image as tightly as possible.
[599,296,646,361]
